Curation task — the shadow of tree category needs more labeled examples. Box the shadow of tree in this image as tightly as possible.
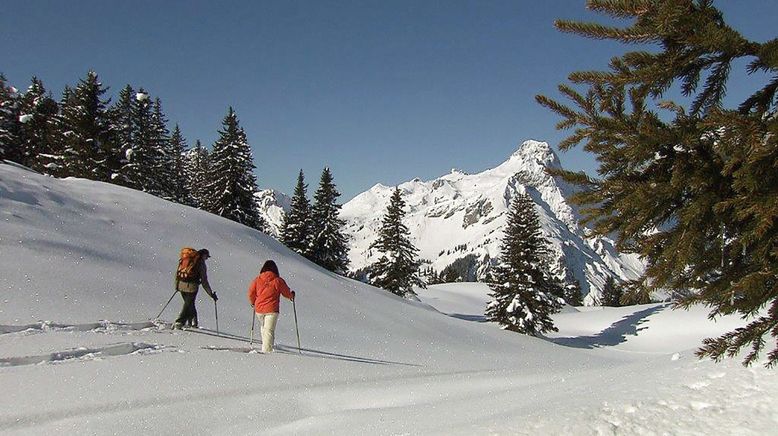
[547,304,668,349]
[448,313,488,323]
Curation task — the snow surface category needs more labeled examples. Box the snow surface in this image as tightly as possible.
[1,163,776,435]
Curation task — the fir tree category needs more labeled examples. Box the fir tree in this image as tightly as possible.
[168,124,192,205]
[204,107,265,231]
[185,140,211,208]
[308,167,350,273]
[120,88,163,194]
[601,276,623,307]
[0,74,22,163]
[485,191,563,335]
[280,169,312,255]
[59,71,111,180]
[150,98,174,199]
[17,77,62,174]
[536,0,778,366]
[564,279,584,307]
[108,85,135,185]
[368,187,425,297]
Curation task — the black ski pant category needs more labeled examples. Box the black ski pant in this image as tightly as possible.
[175,291,198,326]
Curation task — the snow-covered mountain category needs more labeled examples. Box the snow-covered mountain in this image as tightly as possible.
[254,188,291,238]
[341,140,645,304]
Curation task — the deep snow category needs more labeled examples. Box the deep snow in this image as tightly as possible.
[1,163,776,435]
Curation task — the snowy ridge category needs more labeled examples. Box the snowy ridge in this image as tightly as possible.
[341,140,645,303]
[255,188,291,238]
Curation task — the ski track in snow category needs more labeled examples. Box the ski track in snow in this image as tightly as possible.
[0,320,174,368]
[0,342,166,368]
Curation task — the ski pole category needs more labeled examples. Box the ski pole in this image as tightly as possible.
[292,298,301,354]
[249,309,256,349]
[214,300,219,335]
[155,290,178,320]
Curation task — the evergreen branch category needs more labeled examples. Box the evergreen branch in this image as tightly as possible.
[586,0,653,18]
[691,57,731,115]
[555,20,658,43]
[739,76,778,114]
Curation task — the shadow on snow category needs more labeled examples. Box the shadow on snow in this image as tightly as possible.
[193,327,421,367]
[546,304,668,349]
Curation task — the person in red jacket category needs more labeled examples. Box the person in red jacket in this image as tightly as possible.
[248,260,295,353]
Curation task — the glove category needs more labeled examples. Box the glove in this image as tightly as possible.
[212,293,218,302]
[291,291,296,301]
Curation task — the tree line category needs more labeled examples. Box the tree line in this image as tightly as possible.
[0,71,266,232]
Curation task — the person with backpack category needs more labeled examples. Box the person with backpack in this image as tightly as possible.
[174,248,218,329]
[248,260,295,353]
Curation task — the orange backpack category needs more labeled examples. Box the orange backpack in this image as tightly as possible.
[177,247,201,282]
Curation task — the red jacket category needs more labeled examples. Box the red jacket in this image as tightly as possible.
[248,271,294,314]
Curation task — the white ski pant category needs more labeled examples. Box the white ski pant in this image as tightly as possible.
[256,313,279,353]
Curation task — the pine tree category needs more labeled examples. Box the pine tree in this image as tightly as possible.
[59,71,111,180]
[308,167,350,273]
[601,276,622,307]
[150,98,174,199]
[280,169,312,255]
[0,74,22,163]
[564,279,584,307]
[368,187,425,297]
[204,107,265,231]
[485,191,563,335]
[108,85,135,185]
[536,0,778,366]
[185,140,210,208]
[119,88,163,194]
[17,77,62,174]
[168,124,192,205]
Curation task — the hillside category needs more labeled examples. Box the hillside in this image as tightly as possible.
[1,162,775,435]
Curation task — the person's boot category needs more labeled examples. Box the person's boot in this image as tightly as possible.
[190,316,199,329]
[172,322,183,330]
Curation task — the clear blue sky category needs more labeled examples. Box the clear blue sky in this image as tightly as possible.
[2,1,775,200]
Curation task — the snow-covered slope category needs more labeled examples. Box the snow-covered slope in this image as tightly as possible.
[341,140,645,303]
[255,188,291,238]
[2,163,775,435]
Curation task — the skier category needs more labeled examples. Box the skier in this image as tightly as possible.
[174,248,218,329]
[248,260,295,353]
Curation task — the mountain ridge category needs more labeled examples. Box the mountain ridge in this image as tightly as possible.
[339,140,644,303]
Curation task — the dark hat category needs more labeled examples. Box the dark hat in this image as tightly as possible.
[198,249,210,259]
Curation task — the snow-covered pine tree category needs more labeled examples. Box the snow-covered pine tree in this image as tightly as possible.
[537,0,778,366]
[168,124,193,205]
[108,84,135,185]
[280,169,312,255]
[368,186,425,297]
[119,88,164,195]
[184,139,210,209]
[150,98,174,200]
[564,278,584,307]
[485,190,563,335]
[307,167,350,273]
[17,77,62,174]
[203,107,266,231]
[0,74,21,163]
[59,71,112,180]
